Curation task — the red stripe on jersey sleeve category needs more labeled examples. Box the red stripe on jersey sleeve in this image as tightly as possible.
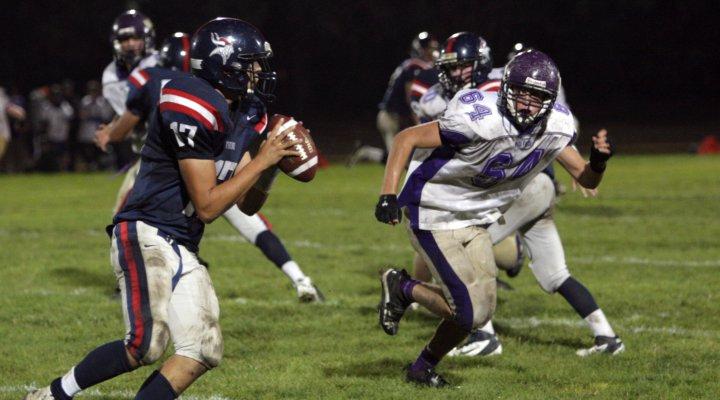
[159,102,215,131]
[128,75,143,89]
[161,88,224,131]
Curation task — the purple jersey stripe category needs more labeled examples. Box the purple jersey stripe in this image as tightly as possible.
[412,229,474,332]
[439,129,471,146]
[398,146,455,229]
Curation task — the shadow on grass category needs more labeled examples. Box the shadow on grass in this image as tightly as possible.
[494,322,586,349]
[51,266,117,296]
[556,204,623,217]
[323,357,468,385]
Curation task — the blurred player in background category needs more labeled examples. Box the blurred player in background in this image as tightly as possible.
[347,32,438,166]
[95,32,323,302]
[24,17,302,400]
[374,50,619,386]
[100,9,159,213]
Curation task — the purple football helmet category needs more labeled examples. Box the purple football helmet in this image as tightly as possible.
[497,50,560,130]
[111,10,155,70]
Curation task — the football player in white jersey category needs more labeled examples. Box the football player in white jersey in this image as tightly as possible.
[411,34,620,359]
[375,50,617,387]
[100,9,159,215]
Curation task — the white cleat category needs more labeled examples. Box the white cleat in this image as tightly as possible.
[447,330,503,357]
[23,386,55,400]
[576,335,625,357]
[295,277,325,303]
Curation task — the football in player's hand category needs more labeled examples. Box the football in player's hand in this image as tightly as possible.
[269,114,318,182]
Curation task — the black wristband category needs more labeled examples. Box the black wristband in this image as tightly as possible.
[589,160,606,174]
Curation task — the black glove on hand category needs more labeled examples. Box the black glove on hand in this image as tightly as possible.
[590,137,613,173]
[375,194,401,224]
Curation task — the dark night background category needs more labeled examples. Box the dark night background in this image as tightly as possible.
[2,0,719,154]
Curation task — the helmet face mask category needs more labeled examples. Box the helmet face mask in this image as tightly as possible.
[111,10,155,70]
[191,18,277,101]
[503,84,554,129]
[436,32,493,97]
[497,50,560,131]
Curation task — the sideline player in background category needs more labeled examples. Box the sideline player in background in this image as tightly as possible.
[347,32,438,166]
[24,18,302,399]
[374,50,618,386]
[95,32,323,302]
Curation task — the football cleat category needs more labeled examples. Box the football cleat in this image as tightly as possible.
[23,387,55,400]
[378,269,413,335]
[576,335,625,357]
[294,277,325,303]
[405,364,449,388]
[447,329,503,357]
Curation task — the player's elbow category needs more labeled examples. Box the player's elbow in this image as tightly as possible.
[195,208,220,224]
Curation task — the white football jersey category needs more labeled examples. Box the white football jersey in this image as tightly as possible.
[414,67,506,123]
[398,89,576,231]
[101,53,159,116]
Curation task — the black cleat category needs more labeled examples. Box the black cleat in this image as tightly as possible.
[378,269,412,335]
[576,335,625,357]
[447,329,503,357]
[405,364,449,388]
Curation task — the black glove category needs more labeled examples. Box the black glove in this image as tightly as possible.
[589,137,613,173]
[375,194,402,224]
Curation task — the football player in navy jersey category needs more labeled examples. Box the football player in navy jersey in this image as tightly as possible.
[347,32,439,166]
[96,32,323,302]
[24,18,300,400]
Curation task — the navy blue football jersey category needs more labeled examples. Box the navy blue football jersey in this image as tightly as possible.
[408,67,439,105]
[379,57,435,116]
[126,66,190,122]
[114,75,244,252]
[216,95,268,183]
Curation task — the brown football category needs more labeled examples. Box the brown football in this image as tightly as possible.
[269,114,318,182]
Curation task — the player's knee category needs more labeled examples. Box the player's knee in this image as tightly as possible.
[201,321,224,368]
[129,321,171,365]
[452,307,475,332]
[537,267,570,293]
[176,320,224,369]
[493,235,522,272]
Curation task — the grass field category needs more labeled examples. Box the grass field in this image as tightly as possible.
[1,154,719,399]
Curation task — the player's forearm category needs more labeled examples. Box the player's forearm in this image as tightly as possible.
[575,164,604,189]
[108,112,141,142]
[196,159,267,223]
[381,131,415,194]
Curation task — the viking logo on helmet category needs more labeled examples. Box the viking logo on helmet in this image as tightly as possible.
[209,32,235,64]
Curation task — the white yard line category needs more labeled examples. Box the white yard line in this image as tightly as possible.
[497,316,720,339]
[204,235,720,269]
[1,384,235,399]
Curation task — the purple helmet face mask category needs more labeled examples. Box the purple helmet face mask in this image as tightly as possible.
[500,50,560,131]
[112,11,155,70]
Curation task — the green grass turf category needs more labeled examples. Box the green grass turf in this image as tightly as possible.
[1,154,719,399]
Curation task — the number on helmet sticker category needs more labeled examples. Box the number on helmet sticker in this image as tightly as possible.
[170,122,198,148]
